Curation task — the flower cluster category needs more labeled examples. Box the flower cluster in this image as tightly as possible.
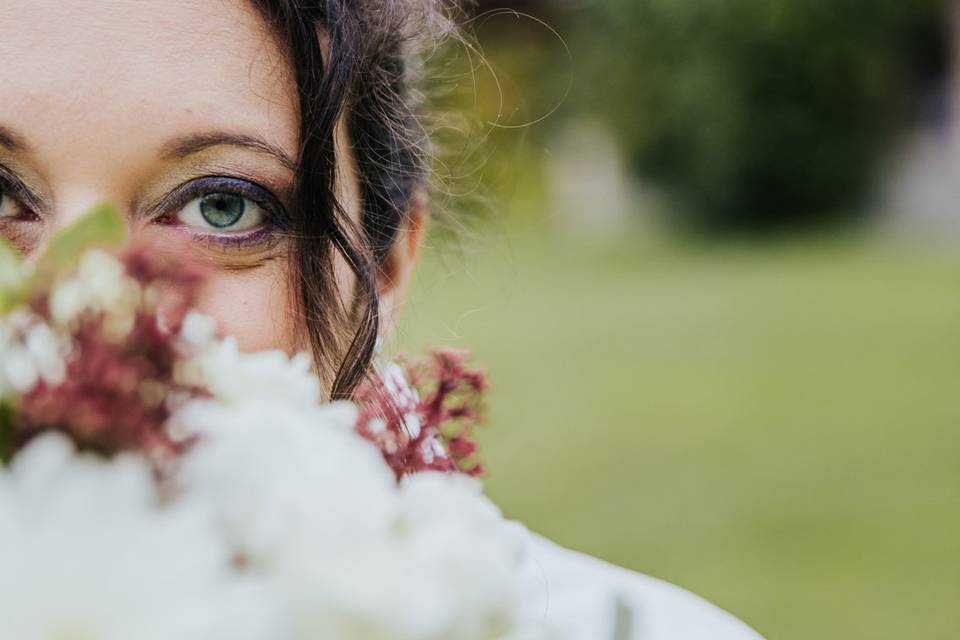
[355,349,489,479]
[0,212,557,640]
[7,247,205,465]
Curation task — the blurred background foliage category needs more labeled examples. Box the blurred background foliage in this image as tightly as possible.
[451,0,952,232]
[397,1,960,639]
[588,0,949,231]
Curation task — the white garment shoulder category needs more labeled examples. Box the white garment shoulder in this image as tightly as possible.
[524,533,764,640]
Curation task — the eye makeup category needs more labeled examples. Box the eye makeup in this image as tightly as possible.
[0,163,43,220]
[150,175,292,251]
[0,163,45,254]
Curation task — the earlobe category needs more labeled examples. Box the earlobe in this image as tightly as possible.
[377,192,429,343]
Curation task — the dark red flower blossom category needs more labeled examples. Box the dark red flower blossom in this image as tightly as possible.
[354,349,489,480]
[13,245,207,466]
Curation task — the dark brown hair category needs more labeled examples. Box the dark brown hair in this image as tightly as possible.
[251,1,459,398]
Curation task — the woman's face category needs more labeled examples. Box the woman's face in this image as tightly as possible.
[0,0,348,353]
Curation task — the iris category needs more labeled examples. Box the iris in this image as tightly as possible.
[199,193,246,229]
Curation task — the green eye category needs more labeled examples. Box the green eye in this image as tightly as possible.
[199,193,246,228]
[178,191,265,233]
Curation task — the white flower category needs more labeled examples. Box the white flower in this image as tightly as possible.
[0,311,68,399]
[49,249,140,340]
[0,434,274,640]
[382,360,423,437]
[173,376,550,640]
[24,321,67,384]
[175,396,393,562]
[175,312,320,409]
[0,282,555,640]
[276,473,541,640]
[177,310,218,351]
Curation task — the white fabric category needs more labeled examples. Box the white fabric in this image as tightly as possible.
[524,533,764,640]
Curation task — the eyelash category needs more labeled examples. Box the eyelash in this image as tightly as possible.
[0,171,41,221]
[0,171,290,252]
[154,176,290,249]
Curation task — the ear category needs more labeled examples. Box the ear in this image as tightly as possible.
[377,191,429,344]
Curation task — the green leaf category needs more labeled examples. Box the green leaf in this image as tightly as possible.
[35,202,127,284]
[0,236,27,315]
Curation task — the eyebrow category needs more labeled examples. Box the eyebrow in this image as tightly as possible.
[0,124,28,152]
[159,132,296,171]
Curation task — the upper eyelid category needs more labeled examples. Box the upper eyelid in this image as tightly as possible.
[147,175,287,224]
[0,168,288,226]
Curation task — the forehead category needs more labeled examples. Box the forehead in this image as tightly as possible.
[0,0,297,160]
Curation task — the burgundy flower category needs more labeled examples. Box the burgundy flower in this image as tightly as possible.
[13,245,207,466]
[355,349,489,479]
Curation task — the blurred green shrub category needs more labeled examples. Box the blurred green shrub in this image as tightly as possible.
[587,0,949,231]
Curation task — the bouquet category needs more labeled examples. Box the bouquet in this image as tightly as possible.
[0,207,553,640]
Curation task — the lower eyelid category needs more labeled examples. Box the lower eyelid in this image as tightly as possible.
[180,224,283,251]
[0,204,41,223]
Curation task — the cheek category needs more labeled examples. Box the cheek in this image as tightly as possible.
[133,226,302,355]
[190,263,300,354]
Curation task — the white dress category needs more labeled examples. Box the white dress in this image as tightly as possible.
[525,534,764,640]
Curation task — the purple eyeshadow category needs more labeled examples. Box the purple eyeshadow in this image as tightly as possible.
[192,225,282,250]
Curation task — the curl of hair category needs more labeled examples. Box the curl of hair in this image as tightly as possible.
[252,0,463,398]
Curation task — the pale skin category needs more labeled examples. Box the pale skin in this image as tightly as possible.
[0,0,424,374]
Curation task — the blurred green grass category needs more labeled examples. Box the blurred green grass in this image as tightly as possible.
[396,219,960,640]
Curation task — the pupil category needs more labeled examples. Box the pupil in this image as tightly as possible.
[199,193,245,228]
